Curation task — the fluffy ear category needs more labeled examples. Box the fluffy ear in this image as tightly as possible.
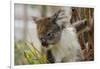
[52,8,72,28]
[32,16,40,24]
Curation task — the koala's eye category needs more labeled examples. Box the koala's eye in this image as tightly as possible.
[47,32,53,37]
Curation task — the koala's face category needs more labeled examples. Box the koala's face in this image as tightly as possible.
[36,17,62,48]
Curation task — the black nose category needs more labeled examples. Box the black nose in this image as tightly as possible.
[42,42,48,47]
[41,38,48,47]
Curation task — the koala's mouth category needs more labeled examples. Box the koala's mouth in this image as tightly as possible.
[42,42,58,48]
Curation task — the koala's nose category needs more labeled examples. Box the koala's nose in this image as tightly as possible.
[41,38,45,43]
[40,38,48,47]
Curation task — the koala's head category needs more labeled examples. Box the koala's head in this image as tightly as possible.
[33,9,71,48]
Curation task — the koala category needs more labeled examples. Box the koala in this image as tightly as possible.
[33,8,84,63]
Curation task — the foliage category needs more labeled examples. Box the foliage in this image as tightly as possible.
[15,41,48,65]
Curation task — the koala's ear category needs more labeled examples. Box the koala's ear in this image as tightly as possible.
[32,16,40,24]
[52,8,72,28]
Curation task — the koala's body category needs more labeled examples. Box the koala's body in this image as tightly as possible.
[48,26,83,62]
[33,8,84,63]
